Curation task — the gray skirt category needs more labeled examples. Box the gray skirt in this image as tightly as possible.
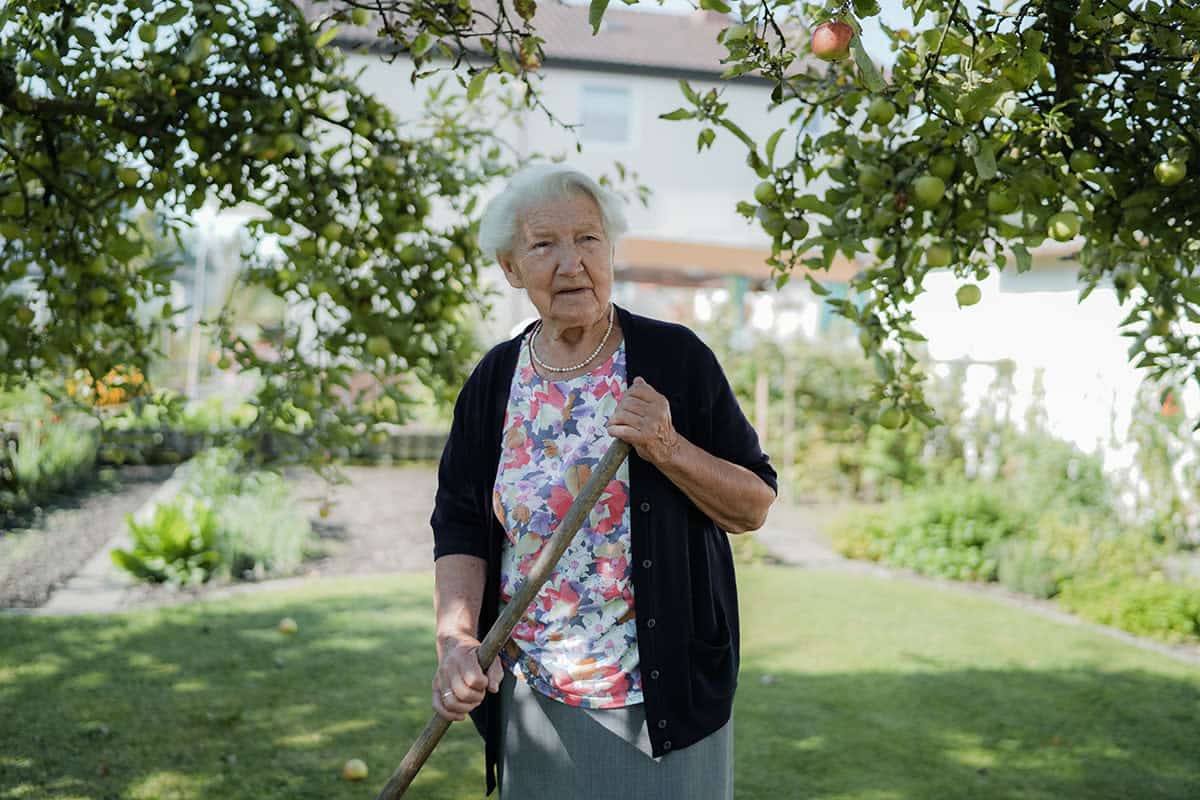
[497,666,733,799]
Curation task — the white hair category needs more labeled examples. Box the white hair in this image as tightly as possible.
[477,163,629,262]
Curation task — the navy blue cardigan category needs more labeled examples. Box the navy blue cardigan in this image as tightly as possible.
[430,303,777,795]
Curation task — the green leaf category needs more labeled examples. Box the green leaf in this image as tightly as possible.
[765,128,784,167]
[659,108,695,121]
[718,118,755,150]
[849,36,885,93]
[497,50,519,75]
[973,141,997,181]
[700,0,732,12]
[679,80,699,105]
[804,273,831,295]
[589,0,611,34]
[467,70,489,101]
[411,32,434,58]
[697,128,716,151]
[158,5,188,25]
[315,25,340,49]
[1012,243,1032,273]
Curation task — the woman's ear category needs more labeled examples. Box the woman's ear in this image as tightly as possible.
[497,253,524,289]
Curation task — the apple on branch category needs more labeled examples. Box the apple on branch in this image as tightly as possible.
[812,21,854,62]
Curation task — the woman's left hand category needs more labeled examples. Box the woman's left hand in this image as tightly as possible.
[607,376,681,466]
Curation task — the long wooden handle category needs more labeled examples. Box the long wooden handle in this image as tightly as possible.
[376,439,632,799]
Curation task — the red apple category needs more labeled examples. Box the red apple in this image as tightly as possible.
[812,22,854,62]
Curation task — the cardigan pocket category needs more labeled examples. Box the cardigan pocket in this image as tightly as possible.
[688,629,736,701]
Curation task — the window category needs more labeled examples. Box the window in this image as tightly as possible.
[579,85,633,146]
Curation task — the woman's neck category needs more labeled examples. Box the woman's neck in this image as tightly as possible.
[538,304,612,355]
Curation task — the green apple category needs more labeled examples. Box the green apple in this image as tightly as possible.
[321,222,344,241]
[753,181,778,205]
[87,287,111,305]
[15,306,34,325]
[138,24,158,44]
[986,189,1018,214]
[867,98,896,126]
[1069,150,1098,172]
[912,175,946,208]
[366,335,393,358]
[277,617,299,634]
[956,283,982,307]
[1154,159,1187,187]
[877,406,904,429]
[1047,211,1081,241]
[118,168,140,187]
[929,154,956,181]
[925,242,952,268]
[351,8,370,25]
[786,218,810,241]
[857,166,887,193]
[259,34,278,54]
[759,208,786,238]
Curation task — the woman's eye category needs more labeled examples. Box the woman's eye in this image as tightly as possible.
[532,241,550,249]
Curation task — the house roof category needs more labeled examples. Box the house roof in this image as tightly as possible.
[296,0,779,80]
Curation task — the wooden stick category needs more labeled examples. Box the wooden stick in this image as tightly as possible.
[376,439,632,799]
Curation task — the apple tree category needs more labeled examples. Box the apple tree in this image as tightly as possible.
[0,0,510,465]
[351,0,1200,430]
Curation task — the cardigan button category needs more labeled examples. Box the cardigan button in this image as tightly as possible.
[650,669,660,680]
[657,719,667,729]
[646,618,656,629]
[663,740,673,751]
[642,559,652,569]
[640,501,651,512]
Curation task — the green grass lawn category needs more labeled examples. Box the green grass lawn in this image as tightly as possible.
[2,566,1197,799]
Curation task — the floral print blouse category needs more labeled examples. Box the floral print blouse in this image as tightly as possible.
[492,330,643,709]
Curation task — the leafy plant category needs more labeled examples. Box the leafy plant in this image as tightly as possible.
[1058,574,1200,644]
[0,386,98,519]
[112,496,222,586]
[831,477,1029,581]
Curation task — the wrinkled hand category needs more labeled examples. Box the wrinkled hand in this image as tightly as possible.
[432,636,503,722]
[607,376,681,466]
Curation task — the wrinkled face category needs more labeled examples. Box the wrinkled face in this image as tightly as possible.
[498,191,613,330]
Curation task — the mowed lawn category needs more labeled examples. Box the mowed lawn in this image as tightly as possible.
[1,566,1198,799]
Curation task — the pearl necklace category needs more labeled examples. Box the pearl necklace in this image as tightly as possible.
[529,303,615,374]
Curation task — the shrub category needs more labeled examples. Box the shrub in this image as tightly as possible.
[830,478,1029,581]
[995,538,1062,599]
[112,496,222,586]
[0,386,99,519]
[215,471,310,579]
[111,447,312,585]
[1058,574,1200,643]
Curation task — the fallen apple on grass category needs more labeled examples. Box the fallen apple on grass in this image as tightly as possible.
[277,617,299,635]
[343,758,369,781]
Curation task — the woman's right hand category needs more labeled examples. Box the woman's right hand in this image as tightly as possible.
[432,635,504,722]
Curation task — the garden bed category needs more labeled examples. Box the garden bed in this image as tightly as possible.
[0,465,176,608]
[3,462,442,613]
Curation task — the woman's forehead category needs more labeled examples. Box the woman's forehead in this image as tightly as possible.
[518,192,604,233]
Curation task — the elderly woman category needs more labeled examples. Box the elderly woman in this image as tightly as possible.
[429,163,777,799]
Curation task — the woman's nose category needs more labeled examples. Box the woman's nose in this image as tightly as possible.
[555,243,585,274]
